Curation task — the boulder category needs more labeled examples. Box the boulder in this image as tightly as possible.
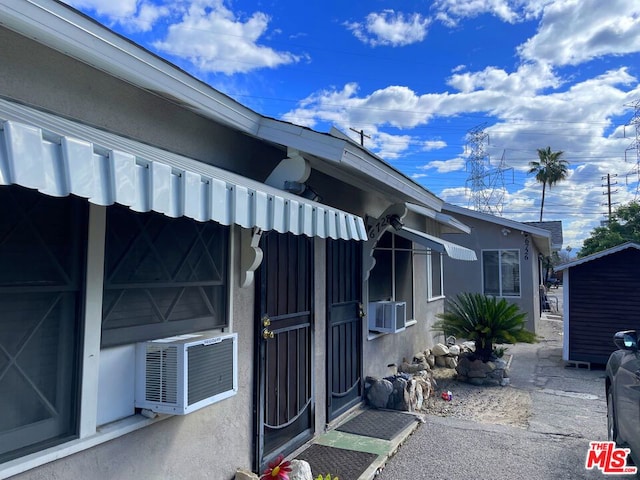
[448,345,461,356]
[235,470,259,480]
[289,460,313,480]
[366,377,393,408]
[432,343,450,356]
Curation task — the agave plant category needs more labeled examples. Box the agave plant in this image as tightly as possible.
[432,293,537,362]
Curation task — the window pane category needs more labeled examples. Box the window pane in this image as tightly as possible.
[430,251,442,298]
[369,249,392,301]
[102,206,229,346]
[482,251,500,296]
[0,186,83,462]
[501,250,520,296]
[395,250,413,319]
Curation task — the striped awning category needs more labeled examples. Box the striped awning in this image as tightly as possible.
[0,99,367,241]
[396,226,477,261]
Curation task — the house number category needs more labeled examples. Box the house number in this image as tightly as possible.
[524,234,530,260]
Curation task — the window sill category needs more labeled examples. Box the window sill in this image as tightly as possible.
[0,413,167,480]
[427,295,445,302]
[367,319,416,340]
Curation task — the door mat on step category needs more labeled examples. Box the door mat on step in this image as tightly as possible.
[335,409,417,440]
[295,444,378,480]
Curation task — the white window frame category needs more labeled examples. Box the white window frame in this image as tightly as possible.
[481,249,521,298]
[369,233,415,320]
[427,249,444,301]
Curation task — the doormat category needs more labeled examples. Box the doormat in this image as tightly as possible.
[335,409,417,440]
[295,444,378,480]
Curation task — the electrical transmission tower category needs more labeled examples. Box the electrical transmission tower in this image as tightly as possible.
[464,124,512,215]
[624,99,640,199]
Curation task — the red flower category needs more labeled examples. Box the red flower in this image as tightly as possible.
[260,454,292,480]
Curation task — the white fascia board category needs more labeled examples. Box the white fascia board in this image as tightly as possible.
[256,118,346,163]
[444,203,552,239]
[258,119,443,207]
[0,0,260,133]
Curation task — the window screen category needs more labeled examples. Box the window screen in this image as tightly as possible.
[0,186,84,462]
[102,205,229,346]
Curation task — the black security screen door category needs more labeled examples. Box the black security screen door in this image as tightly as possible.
[326,239,363,421]
[255,232,313,470]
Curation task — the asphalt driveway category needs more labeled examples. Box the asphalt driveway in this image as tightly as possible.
[376,311,634,480]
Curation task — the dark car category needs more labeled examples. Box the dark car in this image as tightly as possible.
[606,330,640,465]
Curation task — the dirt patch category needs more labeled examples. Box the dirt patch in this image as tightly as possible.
[421,367,532,428]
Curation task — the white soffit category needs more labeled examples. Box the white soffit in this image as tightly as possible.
[0,99,367,241]
[396,226,477,261]
[405,202,471,234]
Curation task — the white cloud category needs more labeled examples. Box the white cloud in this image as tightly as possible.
[423,140,447,151]
[517,0,640,66]
[63,0,168,32]
[432,0,552,26]
[419,157,467,174]
[152,1,302,74]
[345,10,430,47]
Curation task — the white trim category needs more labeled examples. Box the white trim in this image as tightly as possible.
[0,414,166,480]
[556,242,640,271]
[79,204,106,438]
[481,248,522,298]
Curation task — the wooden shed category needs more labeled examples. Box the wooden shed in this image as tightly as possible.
[556,242,640,366]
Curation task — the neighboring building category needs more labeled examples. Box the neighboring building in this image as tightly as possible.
[440,204,555,334]
[0,1,476,479]
[556,243,640,366]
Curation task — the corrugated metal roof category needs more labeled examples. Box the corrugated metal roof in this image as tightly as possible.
[0,99,367,241]
[396,226,477,261]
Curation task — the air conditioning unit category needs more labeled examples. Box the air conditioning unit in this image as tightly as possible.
[135,331,238,415]
[368,301,407,333]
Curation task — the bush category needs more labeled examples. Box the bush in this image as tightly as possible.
[432,293,537,362]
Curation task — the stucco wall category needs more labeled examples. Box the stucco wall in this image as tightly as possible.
[442,214,542,333]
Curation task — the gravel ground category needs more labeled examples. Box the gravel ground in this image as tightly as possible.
[420,364,532,428]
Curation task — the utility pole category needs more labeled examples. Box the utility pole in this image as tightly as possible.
[602,173,618,222]
[349,128,371,147]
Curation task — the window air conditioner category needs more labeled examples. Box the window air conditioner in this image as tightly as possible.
[367,301,407,333]
[135,331,238,415]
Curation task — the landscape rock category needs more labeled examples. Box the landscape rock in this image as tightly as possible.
[235,470,259,480]
[366,377,393,408]
[432,343,450,356]
[289,460,313,480]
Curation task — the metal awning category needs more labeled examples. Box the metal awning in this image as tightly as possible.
[405,202,471,234]
[0,99,367,241]
[395,226,477,261]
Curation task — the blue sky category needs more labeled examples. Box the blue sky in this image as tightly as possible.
[63,0,640,251]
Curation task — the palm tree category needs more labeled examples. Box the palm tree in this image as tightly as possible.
[432,293,536,362]
[528,147,569,222]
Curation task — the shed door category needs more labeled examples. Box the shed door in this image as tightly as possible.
[255,232,314,469]
[326,240,363,421]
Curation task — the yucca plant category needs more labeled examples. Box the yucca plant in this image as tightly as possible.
[432,293,537,362]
